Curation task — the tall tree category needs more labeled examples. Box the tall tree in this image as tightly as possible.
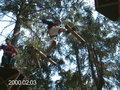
[0,0,120,90]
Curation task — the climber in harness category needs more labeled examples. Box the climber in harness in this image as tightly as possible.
[0,38,18,68]
[42,19,66,55]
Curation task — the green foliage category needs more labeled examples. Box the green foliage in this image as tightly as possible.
[0,0,119,90]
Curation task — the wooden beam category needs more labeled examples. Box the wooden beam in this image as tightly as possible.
[96,2,118,8]
[65,25,85,42]
[31,46,57,65]
[118,0,120,21]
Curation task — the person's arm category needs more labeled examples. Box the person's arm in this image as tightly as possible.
[11,47,18,57]
[14,48,18,55]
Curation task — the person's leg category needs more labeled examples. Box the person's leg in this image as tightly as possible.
[45,26,60,54]
[45,39,57,54]
[1,55,9,67]
[9,58,15,67]
[46,27,66,54]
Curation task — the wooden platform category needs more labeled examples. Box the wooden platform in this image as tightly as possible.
[94,0,120,21]
[0,67,32,90]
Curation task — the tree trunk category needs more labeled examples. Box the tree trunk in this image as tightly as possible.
[87,43,105,90]
[87,45,97,87]
[11,15,21,45]
[11,0,27,45]
[92,47,105,90]
[73,42,85,90]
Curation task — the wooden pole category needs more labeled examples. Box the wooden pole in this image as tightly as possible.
[31,46,57,65]
[65,25,85,42]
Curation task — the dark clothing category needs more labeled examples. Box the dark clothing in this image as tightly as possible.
[0,45,17,67]
[1,54,15,67]
[42,19,57,29]
[1,45,16,57]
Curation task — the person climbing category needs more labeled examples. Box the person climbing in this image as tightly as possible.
[42,19,85,55]
[42,19,66,54]
[0,38,18,68]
